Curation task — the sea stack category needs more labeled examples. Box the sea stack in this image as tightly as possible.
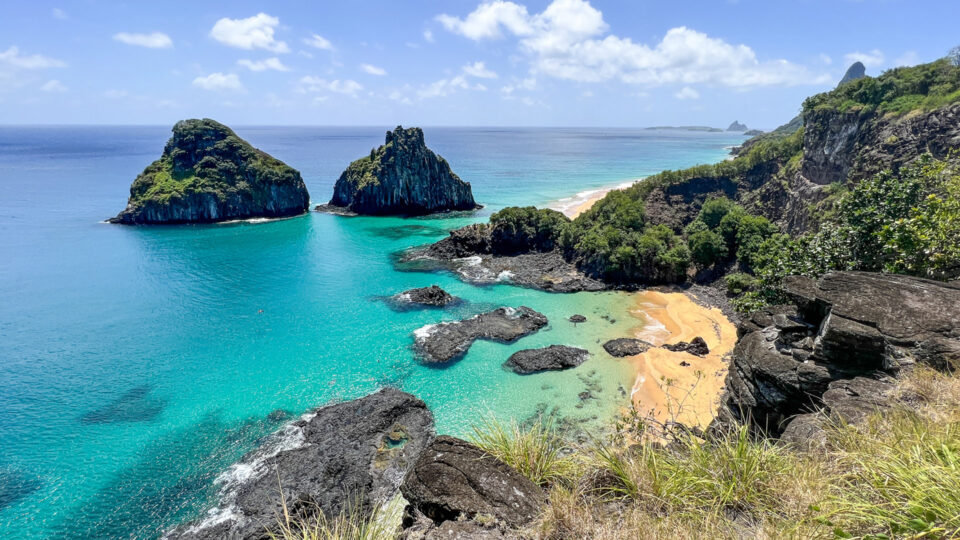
[319,126,479,216]
[109,119,310,224]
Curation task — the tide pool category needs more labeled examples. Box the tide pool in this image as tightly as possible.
[0,126,744,538]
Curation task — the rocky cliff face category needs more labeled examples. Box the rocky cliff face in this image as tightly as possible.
[322,126,479,216]
[715,272,960,437]
[110,119,310,224]
[838,61,866,86]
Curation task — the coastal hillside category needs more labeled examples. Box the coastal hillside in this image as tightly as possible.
[319,126,480,216]
[110,119,310,224]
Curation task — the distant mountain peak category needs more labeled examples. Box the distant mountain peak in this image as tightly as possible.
[838,61,867,86]
[727,120,748,132]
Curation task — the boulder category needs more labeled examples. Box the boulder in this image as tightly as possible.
[400,436,543,529]
[414,307,548,365]
[110,119,309,224]
[717,271,960,437]
[165,388,434,540]
[401,517,509,539]
[661,336,710,357]
[398,286,458,307]
[569,315,587,324]
[602,338,653,357]
[321,126,479,216]
[503,345,589,374]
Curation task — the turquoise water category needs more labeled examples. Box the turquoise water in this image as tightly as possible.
[0,126,744,538]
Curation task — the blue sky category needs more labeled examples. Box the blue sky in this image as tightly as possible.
[0,0,955,127]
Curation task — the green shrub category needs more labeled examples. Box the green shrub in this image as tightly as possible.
[489,206,570,254]
[688,230,728,269]
[724,272,757,295]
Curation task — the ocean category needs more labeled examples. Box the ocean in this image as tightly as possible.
[0,125,744,538]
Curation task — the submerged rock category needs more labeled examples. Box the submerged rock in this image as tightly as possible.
[661,336,710,357]
[602,338,653,357]
[716,271,960,437]
[320,126,479,216]
[400,436,544,529]
[569,314,587,324]
[110,119,309,224]
[413,307,548,365]
[165,388,434,540]
[397,285,458,307]
[503,345,590,374]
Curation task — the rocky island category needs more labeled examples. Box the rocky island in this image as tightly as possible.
[317,126,480,216]
[109,119,310,224]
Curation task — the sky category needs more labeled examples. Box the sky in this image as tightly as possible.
[0,0,956,127]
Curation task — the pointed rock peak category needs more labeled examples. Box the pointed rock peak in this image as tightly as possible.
[727,120,748,132]
[838,61,867,86]
[386,125,425,147]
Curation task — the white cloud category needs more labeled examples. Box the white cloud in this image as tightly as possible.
[500,76,536,95]
[0,46,66,69]
[210,13,289,53]
[845,49,884,68]
[40,79,67,92]
[462,61,498,79]
[423,30,435,43]
[819,53,832,65]
[418,76,471,99]
[192,72,243,91]
[237,57,290,71]
[388,89,413,105]
[438,0,827,88]
[360,63,387,76]
[303,33,333,51]
[894,51,921,67]
[113,32,173,49]
[52,8,67,20]
[674,86,699,100]
[298,76,363,96]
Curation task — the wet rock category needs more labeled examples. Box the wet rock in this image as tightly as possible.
[165,388,434,540]
[398,285,458,307]
[569,314,587,324]
[400,436,543,529]
[414,307,548,365]
[503,345,589,374]
[602,338,653,357]
[322,126,479,216]
[661,336,710,357]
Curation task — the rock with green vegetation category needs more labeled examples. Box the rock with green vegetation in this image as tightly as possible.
[321,126,479,216]
[109,119,309,224]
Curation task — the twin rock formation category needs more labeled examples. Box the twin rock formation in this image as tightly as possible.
[111,122,476,224]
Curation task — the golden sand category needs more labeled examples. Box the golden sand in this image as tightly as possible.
[625,290,738,429]
[566,191,609,218]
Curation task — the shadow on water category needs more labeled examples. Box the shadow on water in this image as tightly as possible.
[52,411,288,539]
[0,467,42,512]
[359,223,451,240]
[80,384,166,425]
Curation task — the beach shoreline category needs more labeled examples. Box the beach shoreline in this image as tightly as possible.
[551,180,639,219]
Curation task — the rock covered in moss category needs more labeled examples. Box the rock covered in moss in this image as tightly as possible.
[110,118,309,224]
[320,126,479,216]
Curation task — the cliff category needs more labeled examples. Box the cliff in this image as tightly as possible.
[321,126,479,216]
[109,119,309,225]
[727,120,748,132]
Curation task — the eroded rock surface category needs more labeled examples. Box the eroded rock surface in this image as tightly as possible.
[602,338,653,357]
[503,345,589,374]
[661,336,710,357]
[413,307,548,364]
[398,285,458,307]
[165,388,434,540]
[400,436,544,529]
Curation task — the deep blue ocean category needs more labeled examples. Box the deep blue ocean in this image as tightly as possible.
[0,125,744,538]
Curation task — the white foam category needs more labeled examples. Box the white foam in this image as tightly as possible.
[413,323,440,342]
[549,179,643,217]
[496,270,514,282]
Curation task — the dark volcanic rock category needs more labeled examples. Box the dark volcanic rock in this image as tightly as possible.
[399,285,458,307]
[110,119,309,224]
[322,126,479,216]
[717,271,960,437]
[401,517,509,539]
[165,388,434,540]
[569,314,587,324]
[400,436,544,529]
[602,338,653,357]
[503,345,590,374]
[838,61,867,86]
[414,307,548,364]
[661,336,710,357]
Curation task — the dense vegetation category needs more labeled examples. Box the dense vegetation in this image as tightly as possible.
[128,119,301,207]
[805,58,960,115]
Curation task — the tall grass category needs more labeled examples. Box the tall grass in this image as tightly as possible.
[269,487,402,540]
[469,416,576,487]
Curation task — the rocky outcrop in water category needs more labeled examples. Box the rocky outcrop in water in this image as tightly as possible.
[320,126,479,216]
[661,336,709,357]
[727,121,748,132]
[110,119,309,225]
[716,272,960,437]
[413,307,548,364]
[503,345,590,374]
[397,286,458,307]
[602,338,653,357]
[165,388,434,540]
[400,436,544,530]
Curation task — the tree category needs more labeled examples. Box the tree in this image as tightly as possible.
[688,230,727,268]
[949,46,960,67]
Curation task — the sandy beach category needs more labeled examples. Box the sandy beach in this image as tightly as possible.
[553,180,638,219]
[624,289,738,429]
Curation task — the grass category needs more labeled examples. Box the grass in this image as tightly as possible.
[469,415,577,487]
[269,486,403,540]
